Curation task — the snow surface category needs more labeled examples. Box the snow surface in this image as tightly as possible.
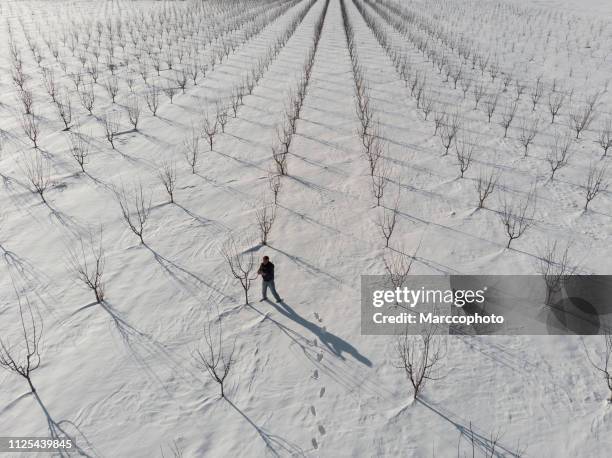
[0,0,611,456]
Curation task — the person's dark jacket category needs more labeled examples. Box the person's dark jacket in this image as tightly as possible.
[258,262,275,281]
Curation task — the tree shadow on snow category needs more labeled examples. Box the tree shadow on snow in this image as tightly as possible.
[416,398,521,457]
[226,399,305,457]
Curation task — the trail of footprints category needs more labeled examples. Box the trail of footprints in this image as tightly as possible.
[309,311,326,450]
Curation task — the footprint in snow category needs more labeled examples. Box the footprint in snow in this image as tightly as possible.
[318,424,326,435]
[314,312,322,322]
[316,353,323,362]
[310,405,316,416]
[313,369,319,380]
[319,387,325,398]
[312,438,318,449]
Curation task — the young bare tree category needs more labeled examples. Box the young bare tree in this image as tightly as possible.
[193,309,237,399]
[499,101,517,138]
[530,76,544,111]
[255,202,277,245]
[483,91,500,123]
[455,135,475,178]
[439,117,460,156]
[597,118,612,157]
[537,240,576,305]
[68,131,89,172]
[104,76,119,103]
[67,228,106,304]
[220,234,257,305]
[21,151,51,203]
[268,169,282,205]
[116,182,152,244]
[216,103,229,133]
[159,161,177,204]
[163,83,178,104]
[184,127,200,174]
[569,103,596,139]
[546,130,572,181]
[376,199,398,247]
[371,159,390,206]
[55,90,73,130]
[475,168,499,209]
[272,123,292,176]
[584,163,608,211]
[395,321,446,400]
[0,294,43,394]
[518,116,540,156]
[548,91,565,123]
[78,82,96,115]
[383,244,418,297]
[103,112,120,149]
[20,112,41,149]
[126,96,141,131]
[202,112,218,150]
[498,188,536,248]
[175,69,188,93]
[145,87,160,116]
[584,335,612,403]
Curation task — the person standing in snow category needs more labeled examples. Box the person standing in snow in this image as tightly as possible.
[258,256,282,302]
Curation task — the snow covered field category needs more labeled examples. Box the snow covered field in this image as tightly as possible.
[1,0,611,456]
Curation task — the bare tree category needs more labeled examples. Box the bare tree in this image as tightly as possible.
[116,182,152,244]
[175,69,187,93]
[268,169,282,205]
[518,116,540,156]
[68,228,106,303]
[272,123,292,176]
[584,163,608,211]
[159,161,177,204]
[537,240,576,305]
[376,199,398,247]
[255,202,277,245]
[597,118,612,157]
[103,112,120,149]
[21,151,51,203]
[184,127,200,174]
[163,83,178,104]
[383,244,418,296]
[0,294,43,394]
[193,309,237,399]
[220,234,257,305]
[78,82,96,115]
[584,335,612,403]
[371,159,390,206]
[498,188,536,248]
[569,103,596,139]
[546,130,572,181]
[68,132,89,172]
[499,101,517,138]
[104,76,119,103]
[439,115,460,156]
[475,168,499,209]
[455,135,475,178]
[530,76,544,111]
[202,112,218,150]
[145,87,160,116]
[395,322,446,400]
[483,91,499,123]
[216,103,229,133]
[548,91,565,123]
[20,112,41,149]
[126,96,141,130]
[55,90,73,130]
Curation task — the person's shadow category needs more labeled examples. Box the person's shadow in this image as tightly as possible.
[266,299,372,367]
